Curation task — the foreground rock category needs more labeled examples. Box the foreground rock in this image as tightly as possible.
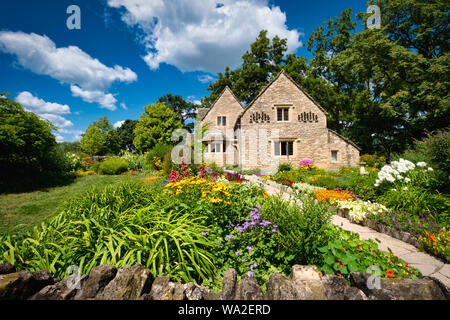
[0,270,56,300]
[1,264,448,300]
[96,264,153,300]
[74,265,117,300]
[0,263,16,275]
[350,272,446,300]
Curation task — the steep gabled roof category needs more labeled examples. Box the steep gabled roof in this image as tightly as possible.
[198,86,245,122]
[328,129,361,151]
[237,69,329,120]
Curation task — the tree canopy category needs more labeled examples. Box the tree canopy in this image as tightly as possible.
[158,94,198,132]
[133,102,183,152]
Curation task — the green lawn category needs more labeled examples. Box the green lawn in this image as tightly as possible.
[0,173,148,235]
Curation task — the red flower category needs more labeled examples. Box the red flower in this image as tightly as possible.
[385,270,395,278]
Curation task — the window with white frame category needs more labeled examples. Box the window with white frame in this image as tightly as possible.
[274,141,294,156]
[208,143,225,153]
[277,107,289,122]
[217,116,227,126]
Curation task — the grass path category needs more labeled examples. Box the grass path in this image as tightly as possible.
[0,173,147,235]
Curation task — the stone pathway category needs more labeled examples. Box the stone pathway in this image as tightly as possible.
[240,173,450,288]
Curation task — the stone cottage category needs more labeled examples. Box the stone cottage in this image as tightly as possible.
[197,70,360,172]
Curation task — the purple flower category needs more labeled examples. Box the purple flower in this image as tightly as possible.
[226,235,233,240]
[201,232,209,236]
[250,263,258,269]
[207,167,213,174]
[235,251,240,256]
[236,226,243,233]
[272,229,277,233]
[246,246,252,251]
[247,271,254,277]
[242,259,247,262]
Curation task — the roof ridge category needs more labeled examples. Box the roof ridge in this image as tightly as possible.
[328,129,361,151]
[198,86,244,121]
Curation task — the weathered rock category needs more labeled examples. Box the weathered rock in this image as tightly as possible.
[29,274,88,300]
[422,276,450,300]
[265,273,295,300]
[0,263,16,275]
[184,282,216,300]
[350,272,446,300]
[220,269,237,300]
[0,270,56,300]
[97,264,153,300]
[290,265,322,282]
[74,265,117,300]
[344,287,368,300]
[148,276,171,300]
[289,265,327,300]
[321,274,348,300]
[234,274,264,300]
[162,282,186,300]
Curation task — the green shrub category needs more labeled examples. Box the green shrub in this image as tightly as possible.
[121,151,146,171]
[145,143,173,169]
[278,163,293,172]
[98,158,128,175]
[398,129,450,193]
[360,154,386,169]
[262,195,334,267]
[378,188,450,225]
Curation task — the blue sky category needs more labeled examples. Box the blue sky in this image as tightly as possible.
[0,0,368,142]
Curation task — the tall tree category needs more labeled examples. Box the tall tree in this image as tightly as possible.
[80,116,120,155]
[116,119,138,151]
[0,95,56,178]
[158,94,197,131]
[80,125,106,157]
[133,102,183,152]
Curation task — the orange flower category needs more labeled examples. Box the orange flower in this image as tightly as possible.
[385,270,395,278]
[337,261,344,267]
[336,272,342,276]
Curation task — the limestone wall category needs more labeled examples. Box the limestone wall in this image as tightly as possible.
[1,263,447,300]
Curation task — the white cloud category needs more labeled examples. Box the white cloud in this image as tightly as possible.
[107,0,303,73]
[198,74,216,83]
[55,134,64,143]
[114,120,125,129]
[70,85,117,111]
[39,113,73,129]
[0,31,137,110]
[15,91,70,114]
[120,102,128,110]
[187,95,201,105]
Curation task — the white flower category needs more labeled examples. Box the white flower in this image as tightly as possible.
[404,177,411,183]
[428,167,434,172]
[403,187,408,191]
[417,162,427,167]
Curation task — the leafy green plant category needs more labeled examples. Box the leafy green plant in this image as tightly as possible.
[121,151,146,171]
[378,188,450,223]
[262,194,334,267]
[98,158,128,175]
[318,226,421,280]
[0,183,217,283]
[278,163,293,172]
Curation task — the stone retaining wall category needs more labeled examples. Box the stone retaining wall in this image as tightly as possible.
[1,263,448,300]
